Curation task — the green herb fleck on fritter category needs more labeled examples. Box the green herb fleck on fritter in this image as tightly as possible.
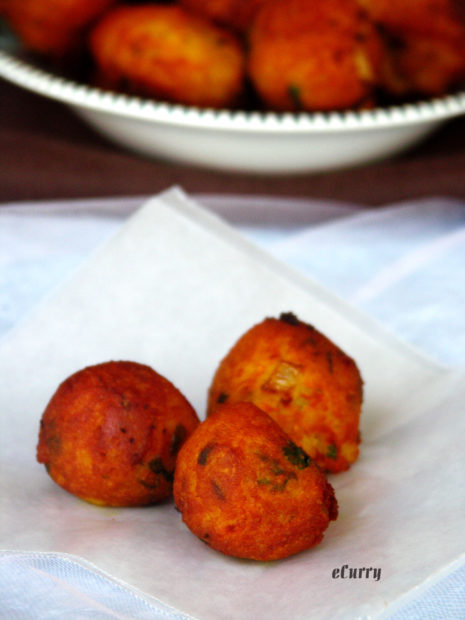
[283,441,310,469]
[326,443,338,460]
[288,84,303,109]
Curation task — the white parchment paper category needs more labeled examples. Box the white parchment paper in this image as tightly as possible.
[1,188,464,619]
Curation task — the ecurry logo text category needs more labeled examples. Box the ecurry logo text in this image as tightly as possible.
[332,565,381,581]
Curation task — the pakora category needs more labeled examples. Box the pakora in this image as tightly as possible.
[3,0,117,57]
[37,360,200,506]
[179,0,268,32]
[174,401,338,561]
[362,0,465,96]
[90,4,246,108]
[248,0,385,111]
[207,312,363,473]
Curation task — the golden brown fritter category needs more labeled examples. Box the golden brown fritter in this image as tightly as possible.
[361,0,465,38]
[361,0,465,96]
[247,0,385,111]
[3,0,117,57]
[179,0,268,32]
[37,360,200,506]
[174,401,338,561]
[208,313,363,473]
[89,4,246,108]
[380,33,465,96]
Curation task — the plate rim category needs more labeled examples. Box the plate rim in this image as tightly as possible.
[1,47,465,133]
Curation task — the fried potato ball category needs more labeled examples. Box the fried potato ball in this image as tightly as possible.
[37,361,200,506]
[361,0,465,96]
[361,0,465,39]
[89,4,246,108]
[3,0,117,57]
[207,313,363,473]
[247,0,385,111]
[380,33,465,97]
[174,401,338,561]
[179,0,268,32]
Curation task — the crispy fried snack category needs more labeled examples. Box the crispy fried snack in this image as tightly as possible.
[361,0,465,39]
[361,0,465,96]
[207,313,363,473]
[3,0,117,57]
[89,4,246,108]
[179,0,268,32]
[380,34,465,96]
[248,0,384,111]
[37,361,200,506]
[174,402,338,561]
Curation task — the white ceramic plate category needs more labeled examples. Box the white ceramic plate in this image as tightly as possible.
[1,44,465,174]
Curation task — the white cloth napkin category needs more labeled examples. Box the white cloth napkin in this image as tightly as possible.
[0,189,464,619]
[267,197,465,367]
